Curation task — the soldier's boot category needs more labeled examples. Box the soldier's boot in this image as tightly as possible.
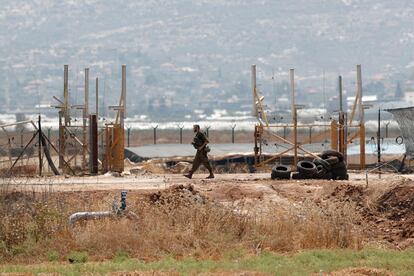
[206,170,214,179]
[184,172,193,179]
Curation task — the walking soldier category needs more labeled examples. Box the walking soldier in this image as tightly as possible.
[184,125,214,179]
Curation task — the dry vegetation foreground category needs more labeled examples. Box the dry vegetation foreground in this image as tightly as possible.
[0,172,414,274]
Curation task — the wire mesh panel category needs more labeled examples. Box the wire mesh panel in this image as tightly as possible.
[0,121,39,177]
[386,107,414,157]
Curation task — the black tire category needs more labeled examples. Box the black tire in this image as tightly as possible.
[297,160,317,177]
[291,172,305,180]
[313,158,331,171]
[331,160,347,170]
[271,165,291,180]
[321,150,344,162]
[323,156,339,165]
[331,167,348,180]
[323,171,333,180]
[314,165,327,179]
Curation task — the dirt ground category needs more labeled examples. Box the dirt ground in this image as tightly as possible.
[3,169,414,250]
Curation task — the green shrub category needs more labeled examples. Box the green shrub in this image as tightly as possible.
[68,251,88,263]
[113,250,130,262]
[47,250,60,262]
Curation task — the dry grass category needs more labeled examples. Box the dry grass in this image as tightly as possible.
[0,185,363,264]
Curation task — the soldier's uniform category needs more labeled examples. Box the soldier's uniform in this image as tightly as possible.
[191,132,212,173]
[186,131,213,178]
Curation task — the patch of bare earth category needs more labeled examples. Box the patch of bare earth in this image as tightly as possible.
[316,267,395,276]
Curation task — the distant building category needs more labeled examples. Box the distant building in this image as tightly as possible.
[404,91,414,105]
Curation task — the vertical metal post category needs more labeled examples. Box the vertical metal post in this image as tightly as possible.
[385,122,390,138]
[231,124,236,144]
[357,64,366,169]
[290,69,296,120]
[7,138,12,167]
[95,77,99,116]
[83,68,89,170]
[179,125,184,144]
[20,130,24,149]
[47,127,51,172]
[339,75,343,112]
[344,112,348,163]
[251,65,257,116]
[309,127,312,144]
[47,128,51,149]
[254,126,258,166]
[58,111,65,169]
[63,65,69,126]
[283,125,287,140]
[89,114,98,175]
[331,120,338,150]
[206,126,211,138]
[293,106,298,169]
[121,65,126,128]
[338,75,346,156]
[127,127,131,147]
[38,115,42,176]
[290,69,297,168]
[104,126,110,172]
[153,125,158,144]
[377,109,381,178]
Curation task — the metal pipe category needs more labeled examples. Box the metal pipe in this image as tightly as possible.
[0,120,35,128]
[68,211,112,227]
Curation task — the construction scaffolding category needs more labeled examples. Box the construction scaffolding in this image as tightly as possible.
[252,65,367,169]
[0,64,127,177]
[49,64,127,175]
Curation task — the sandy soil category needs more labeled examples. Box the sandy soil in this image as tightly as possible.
[2,171,414,249]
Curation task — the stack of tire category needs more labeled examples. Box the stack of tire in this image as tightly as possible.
[270,150,348,180]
